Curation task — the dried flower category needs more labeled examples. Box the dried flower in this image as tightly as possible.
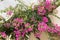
[4,23,10,28]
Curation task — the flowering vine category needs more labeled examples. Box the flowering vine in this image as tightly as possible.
[0,0,60,40]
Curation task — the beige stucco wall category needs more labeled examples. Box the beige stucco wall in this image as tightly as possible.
[29,32,49,40]
[29,32,60,40]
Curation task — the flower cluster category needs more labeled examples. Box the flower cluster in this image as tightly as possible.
[37,0,56,16]
[0,0,60,40]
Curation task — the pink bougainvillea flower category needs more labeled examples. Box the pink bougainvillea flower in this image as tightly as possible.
[45,4,52,11]
[19,18,24,24]
[14,30,21,38]
[13,18,24,24]
[45,0,56,12]
[52,5,56,9]
[0,32,7,38]
[25,23,30,27]
[47,27,58,33]
[45,0,51,10]
[52,29,58,33]
[45,4,56,11]
[28,28,33,32]
[37,6,46,15]
[34,32,40,38]
[38,22,48,32]
[7,11,13,15]
[54,24,60,31]
[46,0,51,4]
[16,38,19,40]
[16,23,20,27]
[47,27,52,32]
[12,18,24,27]
[12,23,17,27]
[13,18,19,23]
[38,6,45,12]
[21,31,25,37]
[12,23,20,28]
[42,17,48,23]
[14,29,21,40]
[24,29,28,33]
[50,28,57,33]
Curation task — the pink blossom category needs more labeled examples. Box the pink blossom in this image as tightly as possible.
[13,18,24,24]
[12,23,20,27]
[24,29,28,33]
[47,27,58,33]
[37,6,46,15]
[14,18,19,22]
[46,0,51,4]
[45,0,51,11]
[14,29,21,39]
[7,11,13,15]
[45,4,52,11]
[0,32,7,38]
[16,38,19,40]
[12,23,17,27]
[52,29,58,33]
[14,27,19,30]
[47,27,51,32]
[21,31,25,37]
[51,28,57,33]
[54,24,60,31]
[34,33,40,38]
[16,23,20,27]
[12,18,24,27]
[38,22,48,32]
[45,0,56,12]
[45,4,56,11]
[25,23,30,27]
[28,28,33,32]
[42,17,48,23]
[19,18,24,23]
